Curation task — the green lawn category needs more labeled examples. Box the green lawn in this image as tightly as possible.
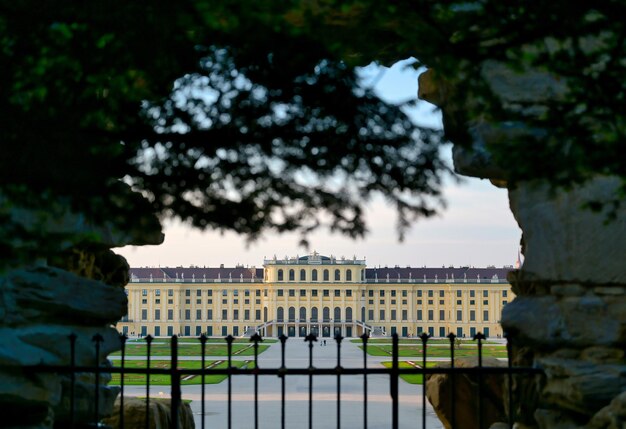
[380,361,439,384]
[111,343,269,357]
[110,359,254,385]
[360,344,507,359]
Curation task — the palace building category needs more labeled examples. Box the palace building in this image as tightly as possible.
[117,252,514,339]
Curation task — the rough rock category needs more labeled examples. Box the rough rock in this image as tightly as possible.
[425,357,508,429]
[0,266,127,327]
[587,391,626,429]
[104,397,195,429]
[509,176,626,284]
[538,358,626,417]
[501,295,626,349]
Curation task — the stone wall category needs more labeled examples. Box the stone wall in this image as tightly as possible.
[0,189,163,428]
[419,60,626,428]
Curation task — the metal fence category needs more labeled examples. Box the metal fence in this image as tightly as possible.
[22,332,542,429]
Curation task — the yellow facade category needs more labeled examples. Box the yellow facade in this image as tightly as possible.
[117,254,513,339]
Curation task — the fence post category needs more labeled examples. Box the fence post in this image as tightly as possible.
[171,335,181,429]
[92,334,103,426]
[419,332,430,429]
[391,333,399,429]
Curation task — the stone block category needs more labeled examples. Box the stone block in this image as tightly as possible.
[426,357,507,429]
[509,176,626,284]
[104,397,195,429]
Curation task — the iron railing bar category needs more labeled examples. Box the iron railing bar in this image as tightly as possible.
[69,334,76,429]
[200,334,207,429]
[93,334,102,427]
[251,333,262,429]
[474,333,485,429]
[391,333,399,429]
[171,336,180,429]
[361,333,368,429]
[420,333,428,429]
[18,365,543,376]
[226,335,234,429]
[120,334,127,429]
[279,335,287,429]
[336,334,343,429]
[506,334,514,429]
[305,334,317,429]
[145,335,153,429]
[448,333,456,429]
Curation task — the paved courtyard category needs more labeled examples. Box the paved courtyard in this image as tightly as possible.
[124,339,443,429]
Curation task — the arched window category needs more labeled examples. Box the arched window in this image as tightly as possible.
[323,307,330,322]
[299,306,306,322]
[334,307,341,321]
[277,307,284,321]
[264,307,268,322]
[361,307,365,321]
[300,269,306,281]
[346,270,352,281]
[311,307,319,322]
[323,269,329,281]
[334,269,340,281]
[278,269,284,281]
[289,269,295,281]
[312,269,318,281]
[288,306,295,321]
[346,307,353,321]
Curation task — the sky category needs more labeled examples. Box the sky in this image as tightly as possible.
[116,60,522,269]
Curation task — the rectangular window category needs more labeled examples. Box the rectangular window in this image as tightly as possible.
[141,309,147,320]
[222,289,228,296]
[502,290,508,297]
[196,309,202,320]
[245,290,250,296]
[142,299,147,304]
[417,310,423,321]
[456,300,462,305]
[417,300,422,305]
[368,309,374,321]
[255,299,260,305]
[334,290,340,297]
[379,309,385,320]
[207,309,213,320]
[277,290,284,297]
[155,299,160,304]
[456,310,462,321]
[300,289,306,297]
[391,290,396,297]
[368,290,374,297]
[380,290,385,297]
[346,290,352,297]
[207,299,212,304]
[168,289,174,297]
[255,290,261,296]
[168,309,174,320]
[323,289,330,297]
[428,290,433,297]
[196,299,201,305]
[312,290,318,297]
[470,310,476,321]
[155,289,161,296]
[380,300,385,305]
[222,309,228,320]
[142,289,147,296]
[391,299,396,305]
[222,299,227,304]
[417,290,423,297]
[233,290,238,296]
[402,299,407,305]
[470,300,475,305]
[483,290,489,298]
[470,290,475,298]
[503,300,508,306]
[439,290,444,297]
[456,290,462,297]
[428,310,434,321]
[207,290,213,297]
[233,309,239,320]
[402,309,408,320]
[428,300,433,305]
[244,299,249,304]
[289,289,295,297]
[245,309,250,320]
[153,309,159,320]
[483,300,489,305]
[196,289,201,296]
[255,309,261,320]
[439,310,445,321]
[185,309,191,320]
[185,289,191,297]
[391,310,397,321]
[402,290,407,297]
[185,299,191,304]
[369,299,374,305]
[264,289,268,297]
[483,310,489,321]
[439,300,444,305]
